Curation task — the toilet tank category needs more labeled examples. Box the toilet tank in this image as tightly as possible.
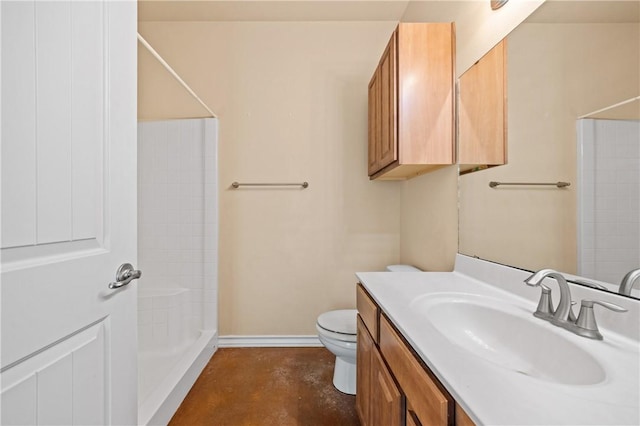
[386,264,421,272]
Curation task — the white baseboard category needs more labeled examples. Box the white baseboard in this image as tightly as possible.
[218,335,322,348]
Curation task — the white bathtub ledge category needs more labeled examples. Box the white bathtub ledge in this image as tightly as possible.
[138,330,218,426]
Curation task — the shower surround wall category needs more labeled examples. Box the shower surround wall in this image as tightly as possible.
[578,118,640,285]
[137,118,218,425]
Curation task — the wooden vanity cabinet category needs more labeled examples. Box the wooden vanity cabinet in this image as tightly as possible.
[368,23,455,180]
[356,284,476,426]
[379,315,451,425]
[455,404,476,426]
[371,346,403,426]
[458,39,507,173]
[357,280,379,342]
[356,317,373,424]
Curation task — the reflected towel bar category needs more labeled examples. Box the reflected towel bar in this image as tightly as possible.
[231,181,309,189]
[489,181,570,188]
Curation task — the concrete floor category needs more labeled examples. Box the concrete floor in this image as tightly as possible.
[169,347,360,426]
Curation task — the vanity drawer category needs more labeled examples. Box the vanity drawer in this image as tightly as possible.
[357,284,379,342]
[379,314,452,426]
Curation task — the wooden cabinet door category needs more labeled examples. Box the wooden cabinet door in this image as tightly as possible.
[368,69,381,175]
[368,23,454,180]
[378,31,397,172]
[455,404,476,426]
[458,39,507,169]
[368,30,397,176]
[371,347,403,426]
[397,23,454,166]
[407,404,423,426]
[356,316,374,425]
[379,315,452,426]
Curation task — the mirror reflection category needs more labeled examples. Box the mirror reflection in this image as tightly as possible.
[458,0,640,299]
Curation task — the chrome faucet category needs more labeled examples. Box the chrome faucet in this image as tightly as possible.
[575,300,628,340]
[619,268,640,296]
[525,269,573,325]
[533,284,554,320]
[525,268,628,340]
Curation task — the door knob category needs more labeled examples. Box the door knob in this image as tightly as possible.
[108,263,142,289]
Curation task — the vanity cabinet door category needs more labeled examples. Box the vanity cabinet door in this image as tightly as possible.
[371,347,403,426]
[455,404,476,426]
[379,315,452,426]
[356,316,374,425]
[458,39,507,173]
[406,405,422,426]
[357,306,402,426]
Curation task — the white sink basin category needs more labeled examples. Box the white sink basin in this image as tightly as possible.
[411,293,606,386]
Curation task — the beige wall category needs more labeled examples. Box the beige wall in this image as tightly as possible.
[458,23,640,274]
[138,41,211,120]
[397,1,544,271]
[401,0,544,77]
[138,3,547,335]
[399,166,459,272]
[138,21,402,335]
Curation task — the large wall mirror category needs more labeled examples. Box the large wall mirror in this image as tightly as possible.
[458,0,640,299]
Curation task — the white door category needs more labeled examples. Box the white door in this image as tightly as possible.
[1,1,138,425]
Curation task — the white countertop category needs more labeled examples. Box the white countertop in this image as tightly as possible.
[356,256,640,425]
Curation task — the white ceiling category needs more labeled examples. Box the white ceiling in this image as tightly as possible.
[138,0,640,23]
[138,0,411,22]
[526,0,640,24]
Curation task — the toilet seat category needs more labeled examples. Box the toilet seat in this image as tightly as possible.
[317,309,357,342]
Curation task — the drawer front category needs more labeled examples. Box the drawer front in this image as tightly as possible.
[379,315,452,426]
[356,284,378,343]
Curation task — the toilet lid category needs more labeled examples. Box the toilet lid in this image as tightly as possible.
[386,264,421,272]
[317,309,357,335]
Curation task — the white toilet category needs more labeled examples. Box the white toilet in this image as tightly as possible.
[317,264,420,395]
[316,309,358,394]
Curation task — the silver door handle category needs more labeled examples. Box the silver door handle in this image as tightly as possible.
[108,263,142,289]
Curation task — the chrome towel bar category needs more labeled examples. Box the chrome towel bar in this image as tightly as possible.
[489,181,570,188]
[231,181,309,189]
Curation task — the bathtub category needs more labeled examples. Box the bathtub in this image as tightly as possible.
[137,288,218,425]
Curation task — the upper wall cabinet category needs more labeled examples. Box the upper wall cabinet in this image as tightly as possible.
[368,23,455,180]
[458,39,507,174]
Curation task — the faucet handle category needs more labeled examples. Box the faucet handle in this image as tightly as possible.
[568,300,577,323]
[533,284,554,320]
[575,299,628,340]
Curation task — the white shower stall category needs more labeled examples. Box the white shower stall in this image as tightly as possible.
[137,118,219,425]
[577,118,640,285]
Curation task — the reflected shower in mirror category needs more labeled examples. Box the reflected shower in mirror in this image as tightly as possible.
[458,0,640,299]
[577,100,640,295]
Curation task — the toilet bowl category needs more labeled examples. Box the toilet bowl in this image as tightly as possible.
[317,264,420,395]
[316,309,357,395]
